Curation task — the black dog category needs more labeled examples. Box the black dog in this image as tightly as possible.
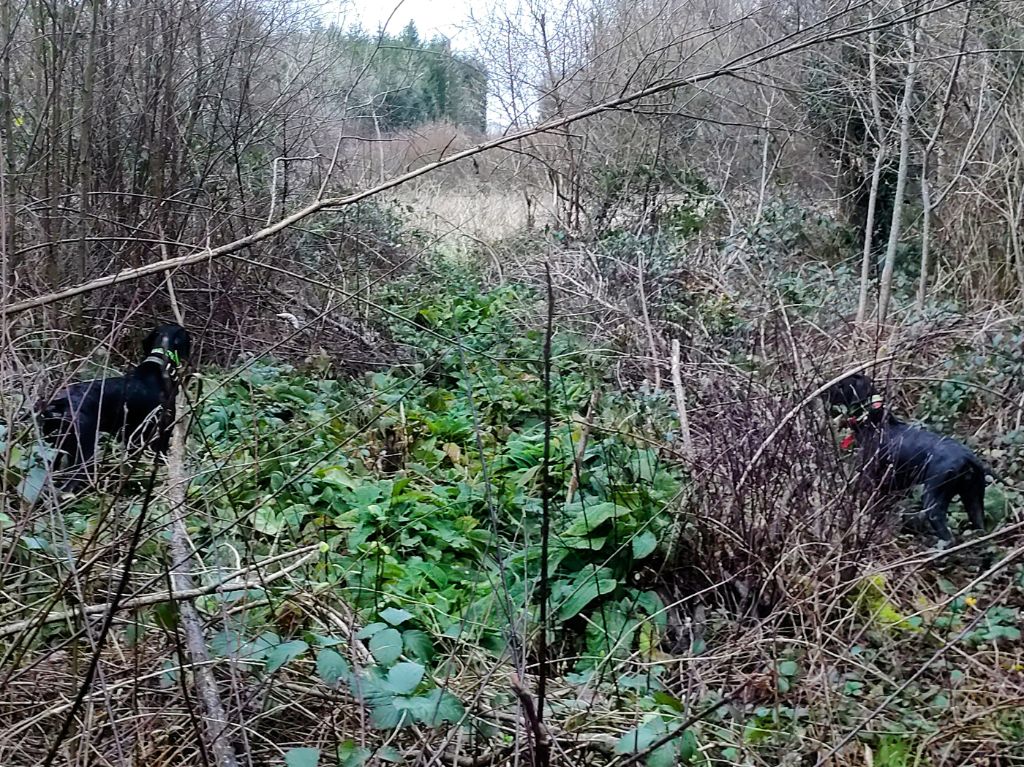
[35,324,191,488]
[821,372,986,542]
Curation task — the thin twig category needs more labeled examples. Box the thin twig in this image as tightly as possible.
[735,358,893,491]
[670,339,694,461]
[566,389,600,505]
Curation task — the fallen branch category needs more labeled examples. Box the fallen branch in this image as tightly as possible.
[0,544,319,638]
[166,387,238,767]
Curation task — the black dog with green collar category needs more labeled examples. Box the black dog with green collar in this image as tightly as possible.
[36,324,192,489]
[821,372,987,542]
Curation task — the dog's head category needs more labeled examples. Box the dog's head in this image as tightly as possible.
[821,373,882,420]
[141,324,191,372]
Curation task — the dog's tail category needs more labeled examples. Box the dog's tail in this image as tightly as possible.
[971,454,1012,488]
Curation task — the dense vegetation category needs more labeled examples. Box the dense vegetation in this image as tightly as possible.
[3,0,1024,765]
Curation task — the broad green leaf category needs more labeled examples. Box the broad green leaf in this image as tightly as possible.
[777,660,798,677]
[310,633,345,648]
[652,691,684,711]
[376,746,403,763]
[265,639,308,673]
[394,689,465,725]
[320,466,359,489]
[151,602,179,632]
[17,466,47,505]
[317,649,350,688]
[253,506,284,536]
[614,721,666,754]
[338,741,371,767]
[20,535,49,551]
[285,747,320,767]
[369,702,408,729]
[677,730,697,761]
[564,502,627,536]
[632,530,658,560]
[387,662,425,695]
[647,743,675,767]
[356,622,388,640]
[240,633,279,662]
[380,607,414,626]
[565,536,607,550]
[557,578,618,621]
[368,628,403,666]
[402,629,434,661]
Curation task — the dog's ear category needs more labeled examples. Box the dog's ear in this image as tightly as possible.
[174,326,192,361]
[142,327,159,354]
[822,372,877,411]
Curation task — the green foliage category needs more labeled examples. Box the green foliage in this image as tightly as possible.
[615,715,697,766]
[192,279,685,725]
[851,574,922,634]
[734,200,857,266]
[285,748,320,767]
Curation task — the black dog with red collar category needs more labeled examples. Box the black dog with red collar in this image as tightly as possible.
[36,324,192,490]
[822,372,986,543]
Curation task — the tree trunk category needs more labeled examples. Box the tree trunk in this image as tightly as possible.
[878,7,919,325]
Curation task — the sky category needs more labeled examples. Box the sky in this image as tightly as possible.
[323,0,482,47]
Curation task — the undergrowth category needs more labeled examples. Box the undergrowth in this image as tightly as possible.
[3,222,1024,765]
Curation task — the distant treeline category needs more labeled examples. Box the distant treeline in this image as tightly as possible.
[326,21,488,132]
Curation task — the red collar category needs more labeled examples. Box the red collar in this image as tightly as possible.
[841,397,884,450]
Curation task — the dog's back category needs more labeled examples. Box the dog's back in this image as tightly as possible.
[822,372,989,540]
[34,323,191,487]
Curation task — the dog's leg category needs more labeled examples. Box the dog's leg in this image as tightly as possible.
[58,413,100,492]
[961,469,986,530]
[921,482,953,542]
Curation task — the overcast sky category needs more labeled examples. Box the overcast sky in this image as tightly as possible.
[323,0,482,46]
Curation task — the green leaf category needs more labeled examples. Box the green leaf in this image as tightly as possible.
[394,688,465,725]
[647,743,675,767]
[20,535,49,551]
[380,607,414,626]
[17,466,47,505]
[387,662,425,695]
[356,622,388,640]
[565,535,607,550]
[285,747,320,767]
[369,628,403,666]
[152,602,179,631]
[564,502,627,536]
[632,530,658,560]
[777,660,798,677]
[614,722,663,754]
[338,741,371,767]
[557,578,618,621]
[376,746,403,763]
[369,702,408,729]
[652,691,684,712]
[317,649,350,688]
[265,639,308,673]
[402,629,434,661]
[677,730,697,761]
[253,505,284,536]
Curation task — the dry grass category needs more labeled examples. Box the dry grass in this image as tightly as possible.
[394,181,553,247]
